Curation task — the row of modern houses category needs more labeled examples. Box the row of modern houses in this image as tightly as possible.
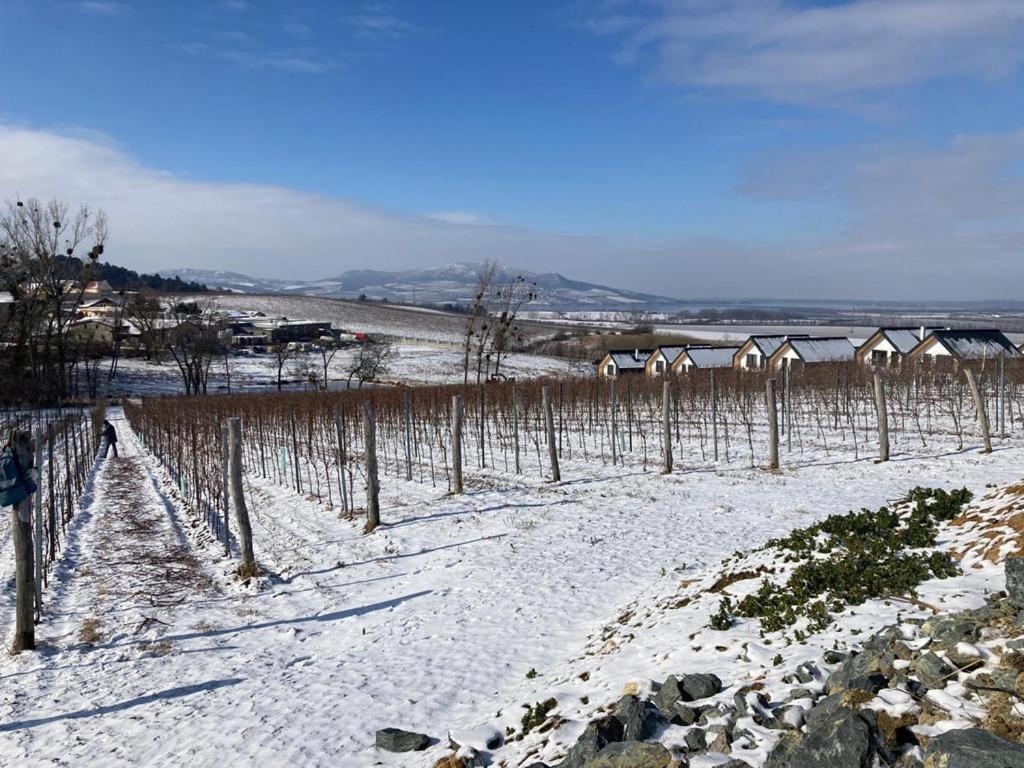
[596,327,1023,378]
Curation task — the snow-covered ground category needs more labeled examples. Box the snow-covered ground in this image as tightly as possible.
[1,405,1023,766]
[97,344,573,397]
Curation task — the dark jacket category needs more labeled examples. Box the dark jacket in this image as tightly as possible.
[103,423,117,444]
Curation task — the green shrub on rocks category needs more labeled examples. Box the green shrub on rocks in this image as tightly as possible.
[711,488,971,637]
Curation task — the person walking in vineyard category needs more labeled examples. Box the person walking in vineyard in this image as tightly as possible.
[102,419,118,459]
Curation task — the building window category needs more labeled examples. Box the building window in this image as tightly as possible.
[655,360,665,373]
[607,363,616,377]
[871,349,888,365]
[746,353,759,369]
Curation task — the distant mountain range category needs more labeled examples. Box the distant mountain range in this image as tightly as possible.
[162,263,687,311]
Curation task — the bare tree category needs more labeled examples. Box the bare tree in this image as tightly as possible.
[290,356,323,391]
[316,337,343,390]
[106,289,129,381]
[488,273,536,379]
[462,260,497,385]
[166,299,220,396]
[346,338,395,388]
[0,198,107,402]
[268,340,299,391]
[124,291,167,363]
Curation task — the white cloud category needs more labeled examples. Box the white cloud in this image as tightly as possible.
[427,212,496,226]
[0,124,614,283]
[592,0,1024,103]
[77,1,126,16]
[2,123,1024,300]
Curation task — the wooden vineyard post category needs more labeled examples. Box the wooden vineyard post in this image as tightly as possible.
[662,380,673,475]
[785,364,792,453]
[998,353,1007,438]
[403,389,413,482]
[47,422,56,564]
[334,408,349,515]
[12,431,35,652]
[766,378,779,471]
[610,378,618,467]
[289,411,302,493]
[542,385,560,482]
[965,368,992,454]
[33,427,43,619]
[228,418,257,577]
[512,382,521,475]
[363,401,381,532]
[711,370,719,462]
[452,395,464,494]
[221,422,231,555]
[874,371,890,463]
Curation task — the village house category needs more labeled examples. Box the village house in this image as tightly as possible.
[596,349,650,378]
[855,327,938,368]
[906,328,1020,368]
[732,334,808,370]
[672,346,741,374]
[76,296,122,320]
[767,336,856,372]
[68,317,140,347]
[644,345,690,376]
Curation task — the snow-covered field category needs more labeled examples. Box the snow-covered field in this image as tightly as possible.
[208,293,474,344]
[1,404,1022,766]
[98,344,573,397]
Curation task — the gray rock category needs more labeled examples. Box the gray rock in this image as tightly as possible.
[923,727,1024,767]
[375,728,431,753]
[699,701,735,726]
[909,652,952,690]
[559,719,624,768]
[1007,637,1024,650]
[1008,557,1024,606]
[655,673,723,711]
[653,675,685,712]
[823,649,848,665]
[707,723,732,754]
[922,615,981,650]
[733,688,770,717]
[673,702,701,725]
[684,727,707,752]
[825,649,893,695]
[715,762,753,768]
[611,695,660,742]
[788,688,815,700]
[795,664,815,684]
[582,741,672,768]
[681,673,723,700]
[763,694,876,768]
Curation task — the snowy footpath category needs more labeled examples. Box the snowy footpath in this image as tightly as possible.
[2,411,1024,766]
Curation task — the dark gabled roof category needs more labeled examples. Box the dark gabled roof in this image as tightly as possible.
[748,334,809,358]
[861,327,941,355]
[654,345,689,366]
[607,349,652,370]
[918,329,1020,360]
[785,337,855,363]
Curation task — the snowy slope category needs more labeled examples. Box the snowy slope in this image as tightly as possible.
[2,408,1023,766]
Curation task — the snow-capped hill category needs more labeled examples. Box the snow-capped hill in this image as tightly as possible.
[163,262,685,311]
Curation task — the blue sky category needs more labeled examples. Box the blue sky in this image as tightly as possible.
[2,0,1024,299]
